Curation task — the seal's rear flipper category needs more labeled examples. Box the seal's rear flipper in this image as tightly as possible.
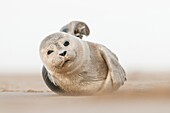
[60,21,90,39]
[42,66,64,93]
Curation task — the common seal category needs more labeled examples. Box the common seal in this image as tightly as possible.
[39,21,126,95]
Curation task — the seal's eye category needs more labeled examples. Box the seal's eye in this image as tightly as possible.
[64,41,70,47]
[47,50,54,55]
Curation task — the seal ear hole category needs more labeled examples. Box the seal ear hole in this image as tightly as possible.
[47,50,54,55]
[64,41,70,47]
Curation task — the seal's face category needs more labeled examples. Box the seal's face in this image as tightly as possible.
[39,32,82,73]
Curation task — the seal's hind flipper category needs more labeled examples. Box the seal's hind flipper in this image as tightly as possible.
[60,21,90,39]
[42,66,64,93]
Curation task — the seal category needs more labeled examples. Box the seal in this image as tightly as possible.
[39,21,126,95]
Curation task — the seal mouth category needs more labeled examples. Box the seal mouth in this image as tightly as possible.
[63,59,70,66]
[58,59,71,68]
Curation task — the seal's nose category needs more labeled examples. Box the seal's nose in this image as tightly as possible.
[59,51,67,56]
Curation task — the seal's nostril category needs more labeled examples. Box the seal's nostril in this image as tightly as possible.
[59,51,67,56]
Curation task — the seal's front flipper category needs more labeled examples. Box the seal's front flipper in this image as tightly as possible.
[99,45,126,92]
[42,66,64,93]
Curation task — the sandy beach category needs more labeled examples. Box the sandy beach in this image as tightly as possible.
[0,72,170,113]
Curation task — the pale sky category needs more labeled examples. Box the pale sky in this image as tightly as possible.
[0,0,170,73]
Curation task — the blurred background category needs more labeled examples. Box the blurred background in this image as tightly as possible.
[0,0,170,75]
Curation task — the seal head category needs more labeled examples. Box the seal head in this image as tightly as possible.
[40,32,84,74]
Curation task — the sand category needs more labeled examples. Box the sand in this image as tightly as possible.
[0,72,170,113]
